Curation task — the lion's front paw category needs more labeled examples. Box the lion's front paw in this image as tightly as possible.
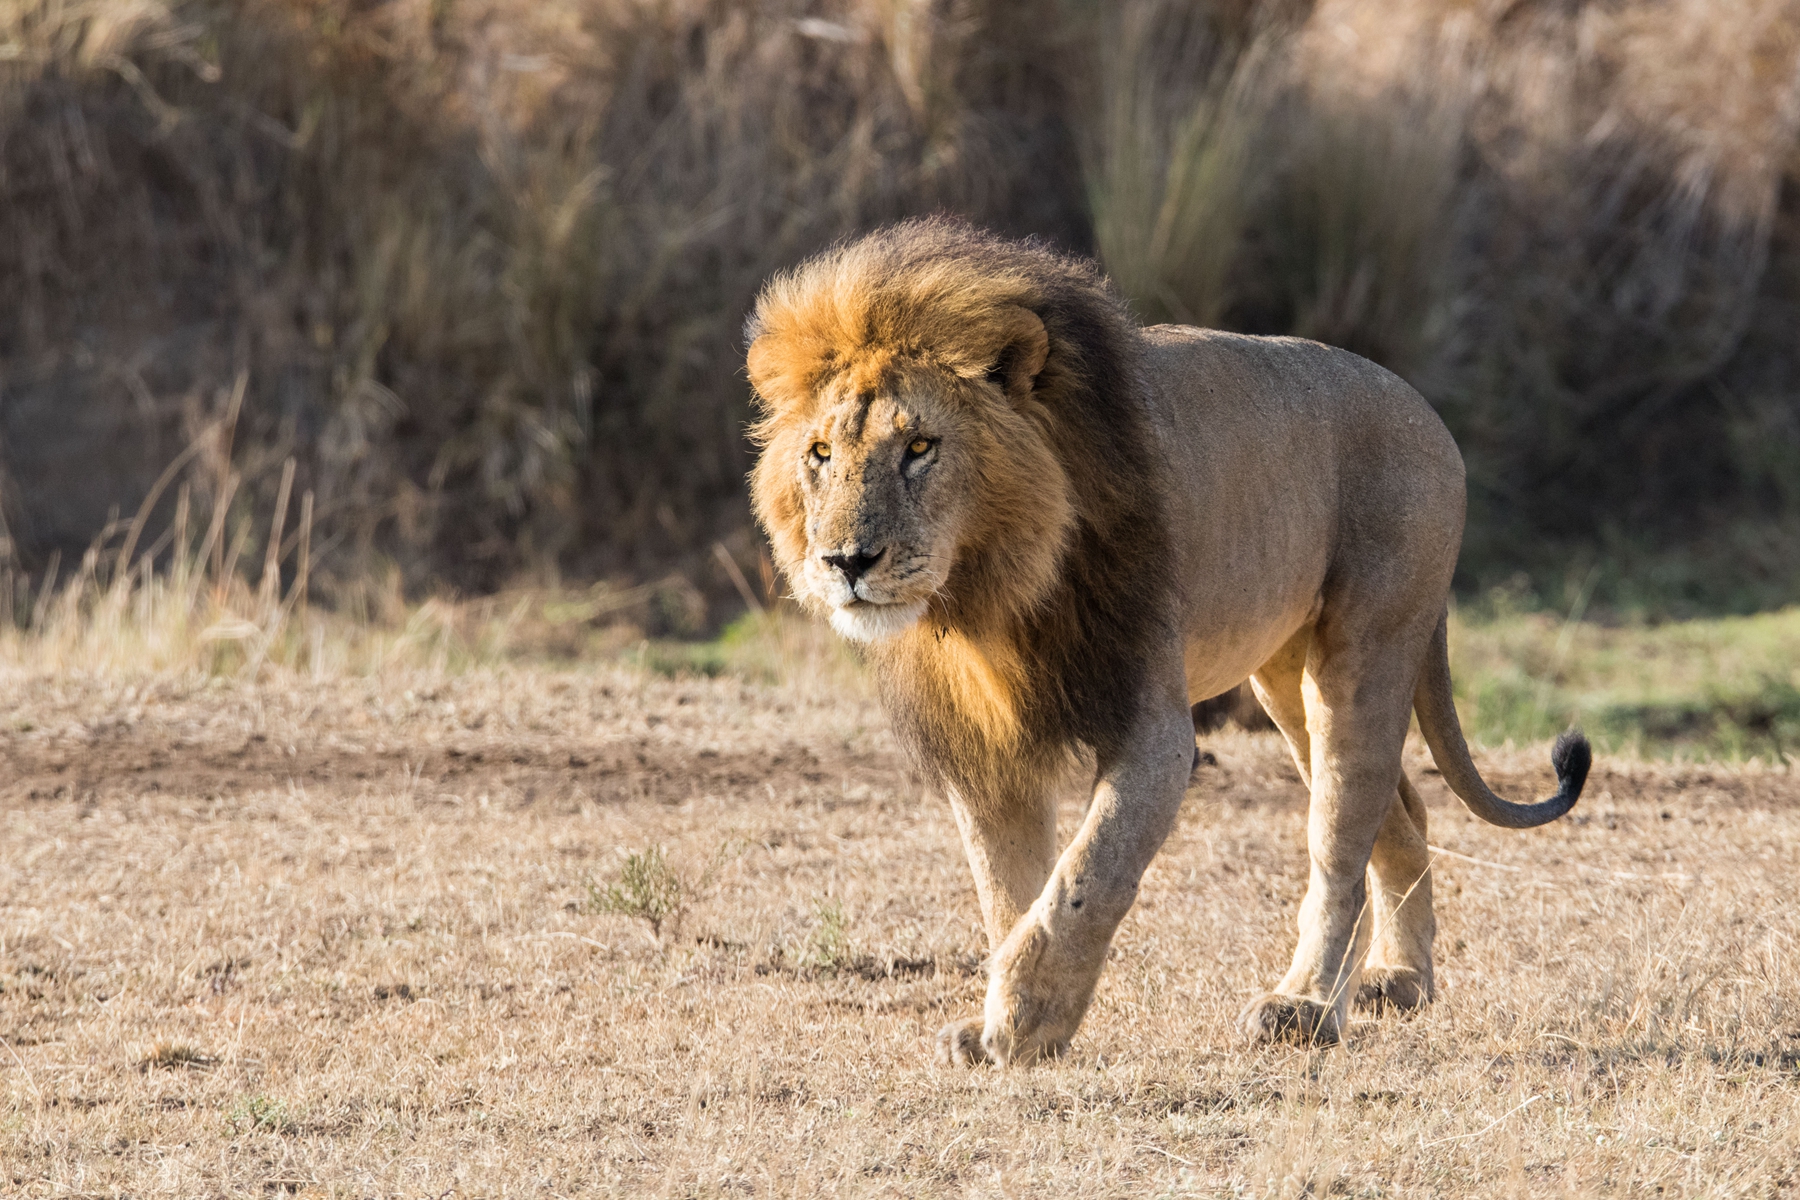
[1237,992,1341,1046]
[979,1020,1070,1068]
[936,1016,992,1067]
[1355,966,1433,1013]
[980,921,1092,1067]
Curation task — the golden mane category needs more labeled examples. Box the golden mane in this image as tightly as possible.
[746,219,1173,796]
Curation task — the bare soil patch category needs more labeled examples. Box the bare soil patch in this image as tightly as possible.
[3,666,1797,1196]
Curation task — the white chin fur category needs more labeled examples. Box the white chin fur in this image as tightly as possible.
[829,599,928,644]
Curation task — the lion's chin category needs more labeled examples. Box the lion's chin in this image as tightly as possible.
[828,599,929,644]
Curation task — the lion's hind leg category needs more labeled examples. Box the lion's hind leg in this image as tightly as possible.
[1237,607,1437,1047]
[1247,625,1313,789]
[1357,772,1435,1012]
[1238,628,1364,1045]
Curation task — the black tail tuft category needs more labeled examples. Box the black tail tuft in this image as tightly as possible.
[1550,730,1592,804]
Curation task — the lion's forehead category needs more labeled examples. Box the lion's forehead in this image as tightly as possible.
[817,373,955,446]
[820,393,902,445]
[835,346,899,395]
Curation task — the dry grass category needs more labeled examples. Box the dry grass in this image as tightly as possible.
[0,0,1080,603]
[2,638,1798,1195]
[0,392,861,693]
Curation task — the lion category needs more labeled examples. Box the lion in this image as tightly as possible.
[745,219,1590,1065]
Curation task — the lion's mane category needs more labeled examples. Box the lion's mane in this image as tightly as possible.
[746,219,1173,797]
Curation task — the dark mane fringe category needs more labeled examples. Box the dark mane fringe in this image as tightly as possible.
[850,220,1173,797]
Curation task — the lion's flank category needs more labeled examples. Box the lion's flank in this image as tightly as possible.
[746,218,1174,798]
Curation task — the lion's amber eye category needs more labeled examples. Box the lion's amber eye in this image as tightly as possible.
[907,438,932,456]
[811,442,831,460]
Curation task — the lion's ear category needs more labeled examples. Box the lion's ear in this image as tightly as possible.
[981,307,1049,402]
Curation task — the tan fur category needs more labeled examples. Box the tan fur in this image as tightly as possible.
[926,628,1027,753]
[747,219,1588,1064]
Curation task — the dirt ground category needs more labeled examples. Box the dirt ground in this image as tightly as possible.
[3,663,1798,1197]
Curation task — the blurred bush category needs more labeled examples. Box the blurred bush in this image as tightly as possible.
[0,0,1082,620]
[2,0,1798,620]
[1080,0,1800,614]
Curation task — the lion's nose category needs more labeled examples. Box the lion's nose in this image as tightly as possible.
[822,547,884,586]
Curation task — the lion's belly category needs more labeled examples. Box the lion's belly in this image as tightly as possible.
[1165,437,1335,701]
[1168,450,1336,700]
[1175,551,1328,700]
[1179,606,1316,701]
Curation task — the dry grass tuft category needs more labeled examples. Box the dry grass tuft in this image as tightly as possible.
[138,1042,217,1073]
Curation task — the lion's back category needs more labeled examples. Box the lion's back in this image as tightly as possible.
[1141,324,1463,509]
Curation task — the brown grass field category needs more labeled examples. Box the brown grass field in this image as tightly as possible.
[3,638,1798,1197]
[6,1,1800,1192]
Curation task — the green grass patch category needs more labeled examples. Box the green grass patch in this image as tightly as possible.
[1448,605,1800,762]
[635,606,1800,762]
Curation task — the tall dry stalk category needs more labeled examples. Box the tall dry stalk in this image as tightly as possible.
[1081,1,1282,328]
[0,430,325,678]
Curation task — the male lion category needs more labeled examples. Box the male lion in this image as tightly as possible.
[745,219,1589,1064]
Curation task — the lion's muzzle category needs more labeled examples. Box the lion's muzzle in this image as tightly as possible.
[821,546,885,590]
[810,542,933,643]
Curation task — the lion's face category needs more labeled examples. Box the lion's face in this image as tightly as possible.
[779,368,982,643]
[748,286,1071,646]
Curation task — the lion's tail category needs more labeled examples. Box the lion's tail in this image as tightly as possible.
[1413,610,1590,829]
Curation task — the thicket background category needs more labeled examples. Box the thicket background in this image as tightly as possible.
[3,0,1798,627]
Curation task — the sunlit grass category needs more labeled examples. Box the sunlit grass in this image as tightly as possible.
[1450,605,1800,762]
[0,437,1788,765]
[4,506,1795,764]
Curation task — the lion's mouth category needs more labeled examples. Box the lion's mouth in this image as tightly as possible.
[828,597,928,644]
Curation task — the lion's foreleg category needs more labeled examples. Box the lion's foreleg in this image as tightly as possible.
[937,782,1058,1066]
[978,678,1195,1067]
[947,786,1060,950]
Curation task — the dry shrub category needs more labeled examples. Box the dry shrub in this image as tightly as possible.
[1082,0,1800,612]
[2,0,1799,615]
[0,0,1081,612]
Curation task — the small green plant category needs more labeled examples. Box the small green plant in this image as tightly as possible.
[587,839,752,946]
[588,846,685,942]
[228,1094,296,1135]
[803,898,852,973]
